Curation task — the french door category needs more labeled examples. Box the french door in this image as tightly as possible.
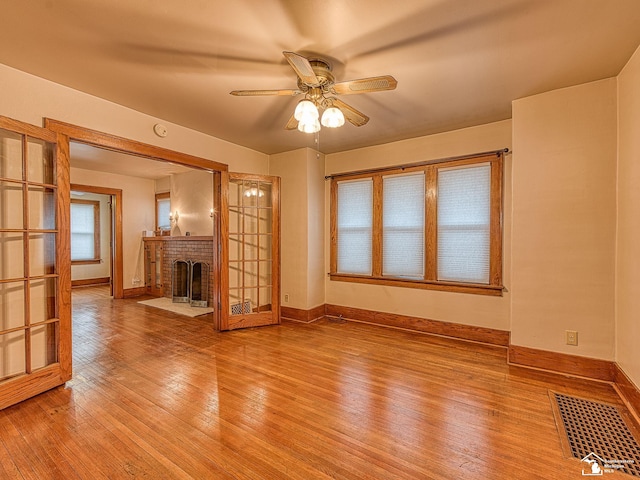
[220,172,280,330]
[0,116,70,410]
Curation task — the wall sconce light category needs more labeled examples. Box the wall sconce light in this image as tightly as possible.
[169,211,179,224]
[209,208,214,218]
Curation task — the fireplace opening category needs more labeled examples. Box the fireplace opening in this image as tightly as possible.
[190,261,209,307]
[172,260,190,303]
[172,260,209,307]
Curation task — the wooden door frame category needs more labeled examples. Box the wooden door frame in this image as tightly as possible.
[44,118,227,312]
[70,184,122,298]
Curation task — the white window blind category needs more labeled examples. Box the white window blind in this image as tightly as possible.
[71,202,96,261]
[383,172,425,279]
[157,198,171,230]
[437,163,491,284]
[337,179,373,275]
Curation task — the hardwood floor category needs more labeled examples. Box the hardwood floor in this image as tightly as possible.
[0,286,632,479]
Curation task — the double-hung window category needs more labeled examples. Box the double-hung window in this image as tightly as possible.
[70,199,100,264]
[155,192,171,232]
[330,152,504,295]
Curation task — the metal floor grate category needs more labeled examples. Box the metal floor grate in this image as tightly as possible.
[553,392,640,476]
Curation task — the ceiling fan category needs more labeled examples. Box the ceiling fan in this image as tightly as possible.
[230,51,397,133]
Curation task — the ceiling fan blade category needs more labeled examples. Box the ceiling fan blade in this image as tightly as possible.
[283,51,320,86]
[230,89,301,96]
[331,75,398,95]
[333,99,369,126]
[285,113,298,130]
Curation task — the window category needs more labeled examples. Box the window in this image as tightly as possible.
[156,192,171,231]
[336,179,373,275]
[330,153,503,295]
[70,199,100,264]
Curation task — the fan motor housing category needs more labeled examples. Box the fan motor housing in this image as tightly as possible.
[298,59,334,90]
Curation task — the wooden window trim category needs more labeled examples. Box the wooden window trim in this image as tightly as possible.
[330,153,504,296]
[70,198,100,265]
[155,191,170,232]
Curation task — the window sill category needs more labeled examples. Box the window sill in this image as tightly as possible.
[329,273,504,296]
[71,259,101,265]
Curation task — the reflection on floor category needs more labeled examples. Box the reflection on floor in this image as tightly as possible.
[0,285,632,479]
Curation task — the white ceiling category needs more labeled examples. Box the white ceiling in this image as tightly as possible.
[3,0,640,157]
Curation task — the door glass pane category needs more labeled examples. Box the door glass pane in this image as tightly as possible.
[259,208,272,234]
[30,323,57,369]
[229,234,240,261]
[229,207,241,234]
[258,261,272,286]
[258,182,272,208]
[28,186,56,230]
[29,233,56,276]
[229,289,248,315]
[0,128,23,180]
[0,281,25,330]
[27,137,55,185]
[243,235,258,261]
[0,180,24,229]
[0,331,26,380]
[229,262,241,289]
[244,262,258,287]
[228,179,241,207]
[244,288,257,312]
[29,278,56,323]
[0,232,24,280]
[242,181,259,207]
[258,287,272,311]
[243,208,258,234]
[259,235,272,261]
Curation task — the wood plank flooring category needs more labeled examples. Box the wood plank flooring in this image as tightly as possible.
[0,286,632,479]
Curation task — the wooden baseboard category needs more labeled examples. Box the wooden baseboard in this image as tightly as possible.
[123,287,146,298]
[71,277,110,288]
[613,364,640,421]
[281,305,326,323]
[325,304,510,346]
[508,345,615,382]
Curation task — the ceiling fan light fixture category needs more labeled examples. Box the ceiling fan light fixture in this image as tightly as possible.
[321,106,345,128]
[294,99,318,121]
[297,117,321,134]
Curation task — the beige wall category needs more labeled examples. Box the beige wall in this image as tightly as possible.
[306,149,326,309]
[616,45,640,386]
[324,120,512,331]
[269,148,325,310]
[511,79,618,360]
[169,170,215,237]
[0,62,269,291]
[71,167,156,289]
[0,63,268,175]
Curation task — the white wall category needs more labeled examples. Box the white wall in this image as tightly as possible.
[616,44,640,387]
[511,79,618,360]
[324,120,512,331]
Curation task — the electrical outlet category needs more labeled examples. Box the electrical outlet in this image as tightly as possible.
[284,294,290,303]
[566,330,578,346]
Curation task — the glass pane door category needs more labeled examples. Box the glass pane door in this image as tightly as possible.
[0,116,69,410]
[221,173,279,330]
